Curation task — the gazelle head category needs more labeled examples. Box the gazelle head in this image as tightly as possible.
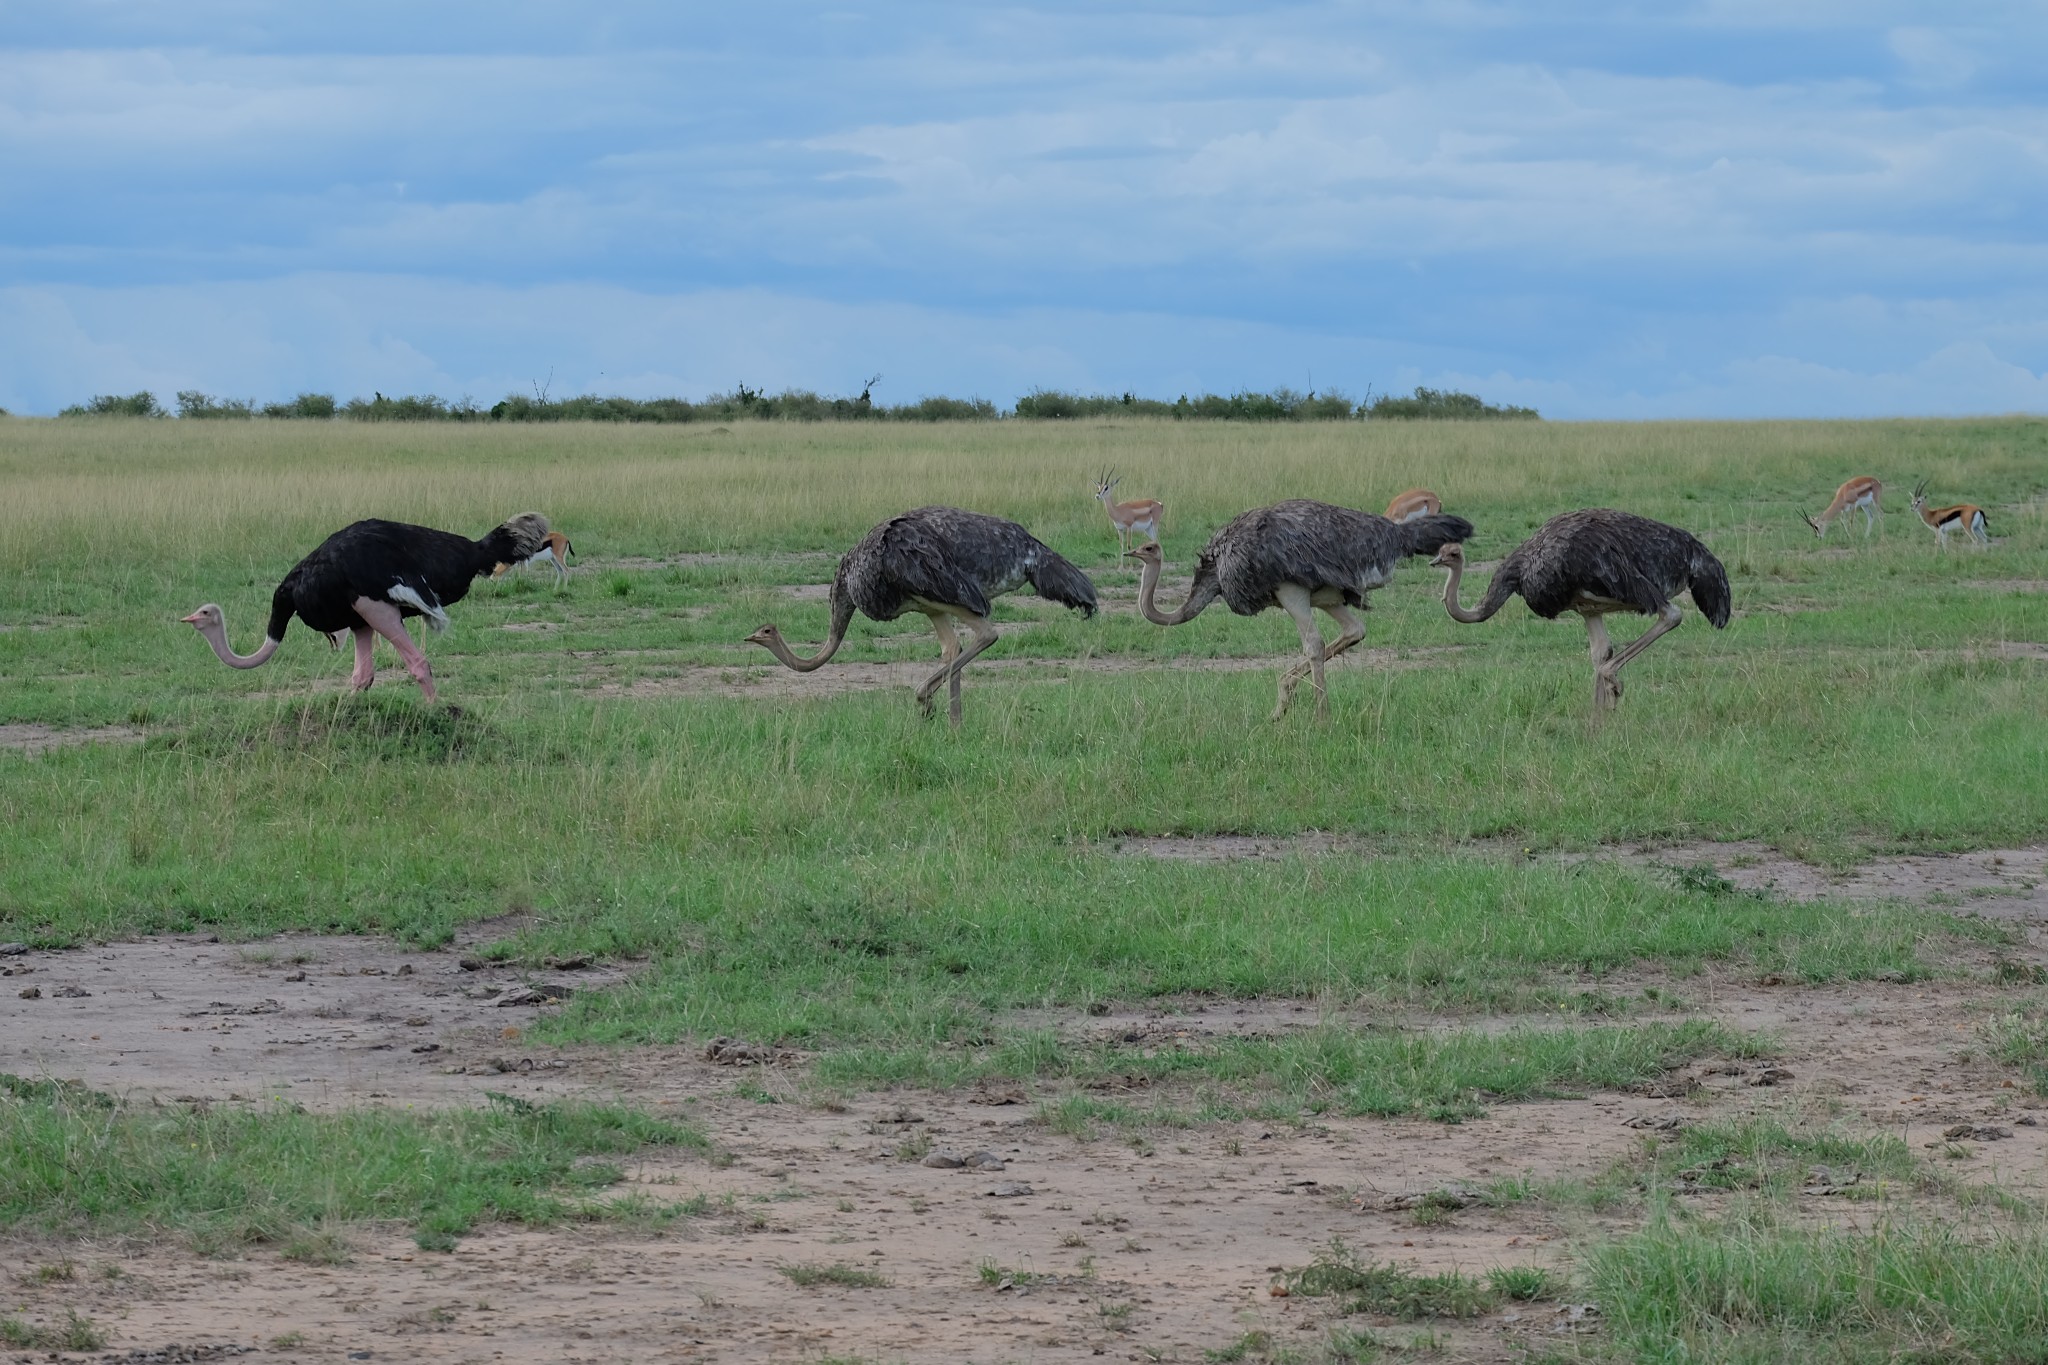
[1910,477,1930,514]
[1800,511,1824,538]
[1093,469,1121,503]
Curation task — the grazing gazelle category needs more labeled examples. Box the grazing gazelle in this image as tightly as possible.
[1909,479,1990,550]
[493,529,575,581]
[1384,489,1442,524]
[1802,477,1884,539]
[1094,471,1164,554]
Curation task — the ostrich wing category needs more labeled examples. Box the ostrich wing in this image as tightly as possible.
[1209,500,1406,615]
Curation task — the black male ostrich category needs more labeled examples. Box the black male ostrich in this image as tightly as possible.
[745,506,1097,726]
[1127,499,1473,719]
[183,513,551,702]
[1431,508,1731,716]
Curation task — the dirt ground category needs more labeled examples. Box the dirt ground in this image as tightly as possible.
[5,845,2047,1363]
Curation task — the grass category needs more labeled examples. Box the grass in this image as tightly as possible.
[6,415,2045,1362]
[778,1261,891,1288]
[822,1019,1760,1123]
[0,1311,106,1351]
[1586,1209,2048,1363]
[0,1082,710,1252]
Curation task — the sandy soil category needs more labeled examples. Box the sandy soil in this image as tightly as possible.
[0,724,145,757]
[6,870,2048,1363]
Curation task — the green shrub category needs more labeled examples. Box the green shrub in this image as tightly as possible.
[176,391,257,419]
[260,393,337,419]
[1366,386,1538,420]
[59,391,164,418]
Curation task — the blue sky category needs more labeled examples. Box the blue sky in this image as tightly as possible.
[4,2,2046,418]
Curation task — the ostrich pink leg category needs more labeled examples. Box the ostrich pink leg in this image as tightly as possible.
[348,626,377,691]
[915,615,962,718]
[1318,603,1367,663]
[1272,584,1328,720]
[353,597,437,701]
[930,614,998,728]
[1593,604,1682,713]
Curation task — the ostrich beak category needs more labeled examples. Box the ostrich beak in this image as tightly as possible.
[180,611,204,625]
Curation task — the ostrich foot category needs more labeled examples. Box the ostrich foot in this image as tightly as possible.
[1593,668,1623,711]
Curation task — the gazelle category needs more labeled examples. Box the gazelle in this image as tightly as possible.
[1094,471,1164,554]
[493,529,576,581]
[1802,476,1884,539]
[1909,479,1990,550]
[1384,488,1442,524]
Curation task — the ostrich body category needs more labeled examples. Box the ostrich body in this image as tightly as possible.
[183,513,550,702]
[1432,508,1730,715]
[1128,499,1473,720]
[745,506,1098,725]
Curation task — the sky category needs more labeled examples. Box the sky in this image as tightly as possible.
[4,1,2047,418]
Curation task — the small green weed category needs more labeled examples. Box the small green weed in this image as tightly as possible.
[1286,1239,1496,1319]
[778,1261,890,1288]
[0,1312,106,1351]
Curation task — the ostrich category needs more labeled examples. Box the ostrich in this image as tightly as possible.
[744,506,1098,726]
[1430,508,1731,716]
[183,513,551,702]
[1126,499,1474,720]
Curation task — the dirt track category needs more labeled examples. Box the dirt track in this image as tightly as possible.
[6,846,2048,1364]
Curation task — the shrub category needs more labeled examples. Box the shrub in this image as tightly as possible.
[59,392,164,418]
[1366,386,1538,421]
[176,391,257,420]
[260,393,337,420]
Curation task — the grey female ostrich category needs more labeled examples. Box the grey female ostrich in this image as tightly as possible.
[183,514,551,702]
[745,506,1098,725]
[1431,508,1731,715]
[1127,500,1473,720]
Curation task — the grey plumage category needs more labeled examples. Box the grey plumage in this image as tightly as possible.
[747,505,1097,725]
[1131,499,1474,719]
[1435,507,1730,715]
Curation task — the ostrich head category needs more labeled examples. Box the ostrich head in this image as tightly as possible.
[1429,542,1466,571]
[1124,540,1163,564]
[744,624,783,649]
[181,604,225,633]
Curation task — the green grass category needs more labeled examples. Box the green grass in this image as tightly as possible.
[0,1082,710,1252]
[1286,1238,1499,1318]
[1587,1210,2048,1363]
[2,416,2044,1054]
[821,1019,1758,1123]
[778,1261,891,1288]
[0,1311,106,1351]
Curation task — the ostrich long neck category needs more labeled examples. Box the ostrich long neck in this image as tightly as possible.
[198,614,281,669]
[761,586,854,671]
[1441,559,1502,624]
[1134,553,1213,626]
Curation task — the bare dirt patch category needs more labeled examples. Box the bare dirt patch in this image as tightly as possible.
[5,930,2047,1362]
[0,723,145,757]
[1116,836,2048,915]
[584,646,1468,700]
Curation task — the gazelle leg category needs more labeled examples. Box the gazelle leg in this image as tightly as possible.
[915,615,962,718]
[1862,504,1876,537]
[1272,584,1328,720]
[348,626,377,691]
[1596,604,1682,710]
[942,615,1001,728]
[353,597,436,701]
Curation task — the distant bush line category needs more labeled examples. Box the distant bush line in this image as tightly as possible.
[55,384,1537,423]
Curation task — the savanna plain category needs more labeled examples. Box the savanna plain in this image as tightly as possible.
[3,416,2047,1364]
